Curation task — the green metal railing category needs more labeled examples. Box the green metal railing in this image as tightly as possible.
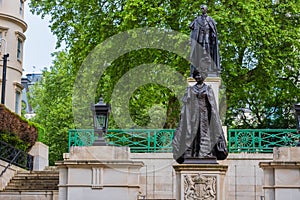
[68,129,95,149]
[228,129,299,153]
[68,129,300,153]
[68,129,175,153]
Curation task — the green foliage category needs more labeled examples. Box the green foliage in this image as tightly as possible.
[28,52,75,165]
[18,115,46,143]
[34,123,46,143]
[0,104,38,149]
[0,130,30,152]
[215,0,300,128]
[28,0,300,163]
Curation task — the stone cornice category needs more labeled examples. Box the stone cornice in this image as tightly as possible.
[55,160,144,168]
[13,81,24,91]
[259,161,300,169]
[0,13,27,32]
[4,65,23,74]
[15,31,26,41]
[173,163,228,172]
[0,26,9,31]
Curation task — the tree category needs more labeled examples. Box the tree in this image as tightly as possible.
[215,0,300,128]
[28,0,300,163]
[29,52,75,165]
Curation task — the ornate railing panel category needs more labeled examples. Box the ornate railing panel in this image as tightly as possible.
[228,129,299,153]
[107,129,174,152]
[68,129,175,153]
[0,140,33,171]
[68,129,95,148]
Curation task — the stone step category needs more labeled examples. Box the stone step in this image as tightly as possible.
[6,181,58,186]
[4,184,58,191]
[44,166,58,171]
[4,187,58,191]
[13,173,58,178]
[0,191,58,200]
[5,182,58,189]
[3,170,59,192]
[17,171,59,175]
[13,175,58,180]
[5,187,58,191]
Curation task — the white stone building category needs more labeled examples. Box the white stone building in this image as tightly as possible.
[0,0,27,114]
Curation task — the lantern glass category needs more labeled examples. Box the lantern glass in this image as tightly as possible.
[95,113,107,130]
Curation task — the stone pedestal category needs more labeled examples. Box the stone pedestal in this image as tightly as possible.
[173,164,228,200]
[56,146,144,200]
[259,147,300,200]
[29,142,49,171]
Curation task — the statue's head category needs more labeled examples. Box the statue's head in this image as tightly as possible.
[201,5,208,14]
[192,69,207,84]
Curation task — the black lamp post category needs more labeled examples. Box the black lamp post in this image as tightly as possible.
[91,96,111,146]
[1,38,8,105]
[294,103,300,133]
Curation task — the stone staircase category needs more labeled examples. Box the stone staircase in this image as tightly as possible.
[2,168,59,192]
[0,168,59,199]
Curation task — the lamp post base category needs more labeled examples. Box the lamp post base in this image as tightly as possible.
[93,137,107,146]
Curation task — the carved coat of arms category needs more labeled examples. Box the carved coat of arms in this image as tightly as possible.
[184,174,217,200]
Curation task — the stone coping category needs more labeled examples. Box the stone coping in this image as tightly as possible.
[273,147,300,162]
[226,153,273,160]
[131,153,174,159]
[131,152,273,159]
[0,191,58,194]
[66,146,130,161]
[56,160,144,168]
[57,184,140,188]
[263,185,300,189]
[259,161,300,169]
[173,164,228,172]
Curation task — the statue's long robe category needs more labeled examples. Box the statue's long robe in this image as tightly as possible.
[172,84,226,163]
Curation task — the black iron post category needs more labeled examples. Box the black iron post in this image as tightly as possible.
[1,53,9,105]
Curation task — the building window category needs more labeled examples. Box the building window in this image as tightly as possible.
[17,38,23,60]
[19,0,24,15]
[0,28,8,43]
[15,91,21,114]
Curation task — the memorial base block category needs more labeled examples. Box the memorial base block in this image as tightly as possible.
[173,164,228,200]
[56,146,144,200]
[259,147,300,200]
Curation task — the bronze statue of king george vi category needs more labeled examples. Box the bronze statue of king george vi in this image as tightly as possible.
[189,5,221,77]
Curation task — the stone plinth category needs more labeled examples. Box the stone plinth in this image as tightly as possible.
[173,164,228,200]
[273,146,300,162]
[29,142,49,171]
[56,146,144,200]
[259,147,300,200]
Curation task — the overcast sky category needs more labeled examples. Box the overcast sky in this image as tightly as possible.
[23,1,57,74]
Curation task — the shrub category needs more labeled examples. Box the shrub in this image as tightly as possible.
[0,104,38,150]
[0,130,30,151]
